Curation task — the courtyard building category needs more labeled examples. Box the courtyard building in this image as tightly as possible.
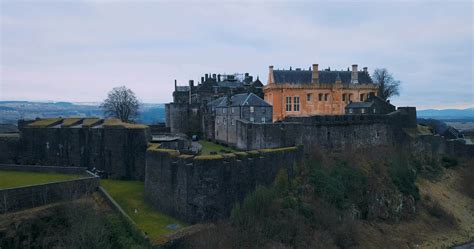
[215,93,272,146]
[264,64,379,121]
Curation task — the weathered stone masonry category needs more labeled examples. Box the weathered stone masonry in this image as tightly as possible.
[144,146,303,224]
[17,119,151,180]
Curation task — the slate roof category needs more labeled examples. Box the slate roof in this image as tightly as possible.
[345,101,374,108]
[207,96,226,107]
[273,70,373,84]
[216,93,271,108]
[217,81,244,88]
[252,78,263,87]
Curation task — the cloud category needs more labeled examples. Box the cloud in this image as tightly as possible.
[1,0,472,109]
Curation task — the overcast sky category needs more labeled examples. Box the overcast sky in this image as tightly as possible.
[1,0,473,109]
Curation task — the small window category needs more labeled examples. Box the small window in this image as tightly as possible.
[324,94,329,101]
[361,108,366,114]
[349,108,353,114]
[286,96,292,111]
[373,108,376,114]
[261,117,266,123]
[348,94,352,101]
[231,119,235,125]
[223,108,226,114]
[307,93,312,102]
[250,106,254,113]
[294,96,300,112]
[360,94,365,101]
[318,94,323,101]
[342,94,346,102]
[250,117,254,122]
[231,107,235,113]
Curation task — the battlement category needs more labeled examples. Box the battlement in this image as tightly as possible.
[25,118,148,129]
[144,146,303,223]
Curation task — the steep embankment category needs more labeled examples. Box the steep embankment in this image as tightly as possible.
[358,165,474,249]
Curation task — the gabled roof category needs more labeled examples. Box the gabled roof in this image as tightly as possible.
[207,96,226,107]
[273,70,373,84]
[252,77,263,87]
[216,93,271,107]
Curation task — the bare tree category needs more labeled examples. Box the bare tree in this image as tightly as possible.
[372,68,401,100]
[101,86,140,122]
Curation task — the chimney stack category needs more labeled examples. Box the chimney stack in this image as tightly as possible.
[363,67,368,73]
[212,73,216,79]
[174,79,177,91]
[312,64,319,84]
[351,64,359,83]
[217,74,221,82]
[205,74,208,81]
[268,65,275,84]
[201,76,204,83]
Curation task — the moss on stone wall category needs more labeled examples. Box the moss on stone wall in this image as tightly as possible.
[259,146,297,154]
[194,155,224,160]
[28,118,63,127]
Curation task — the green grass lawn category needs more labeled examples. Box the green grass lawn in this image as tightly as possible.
[100,179,187,245]
[198,140,236,155]
[0,170,84,189]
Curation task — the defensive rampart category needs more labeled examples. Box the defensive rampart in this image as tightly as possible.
[0,166,99,214]
[17,118,151,180]
[236,114,406,153]
[144,146,304,224]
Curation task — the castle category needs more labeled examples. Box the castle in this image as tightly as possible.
[1,63,472,226]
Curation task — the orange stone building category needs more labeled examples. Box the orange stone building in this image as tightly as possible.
[264,64,379,121]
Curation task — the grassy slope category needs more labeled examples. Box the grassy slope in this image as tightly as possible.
[0,170,83,189]
[198,140,236,155]
[100,180,187,245]
[357,165,474,249]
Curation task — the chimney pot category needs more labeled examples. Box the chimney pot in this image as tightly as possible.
[312,64,319,84]
[205,74,208,80]
[351,64,359,83]
[363,67,368,73]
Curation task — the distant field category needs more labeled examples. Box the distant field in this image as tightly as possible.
[198,140,236,155]
[101,179,187,245]
[0,170,84,189]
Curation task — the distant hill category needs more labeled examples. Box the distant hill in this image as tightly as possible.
[417,107,474,120]
[0,101,165,125]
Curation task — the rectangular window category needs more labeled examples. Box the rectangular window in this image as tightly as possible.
[294,96,300,112]
[250,117,255,122]
[360,94,365,101]
[373,108,376,114]
[286,96,292,111]
[307,93,312,102]
[324,94,329,101]
[223,108,226,114]
[250,106,254,113]
[318,93,323,101]
[261,117,266,123]
[349,108,353,114]
[342,94,346,102]
[231,119,235,125]
[348,94,352,101]
[231,107,234,113]
[361,108,366,114]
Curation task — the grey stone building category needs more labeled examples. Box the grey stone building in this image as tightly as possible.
[215,93,272,146]
[165,73,264,137]
[345,95,396,115]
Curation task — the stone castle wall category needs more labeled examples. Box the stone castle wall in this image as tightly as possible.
[18,126,150,180]
[0,135,20,164]
[166,103,202,135]
[144,146,304,223]
[0,169,99,214]
[236,114,405,153]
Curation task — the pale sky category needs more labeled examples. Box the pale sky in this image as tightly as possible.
[1,0,473,109]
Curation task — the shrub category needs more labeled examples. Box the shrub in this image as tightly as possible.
[231,186,276,227]
[389,160,420,200]
[441,156,458,168]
